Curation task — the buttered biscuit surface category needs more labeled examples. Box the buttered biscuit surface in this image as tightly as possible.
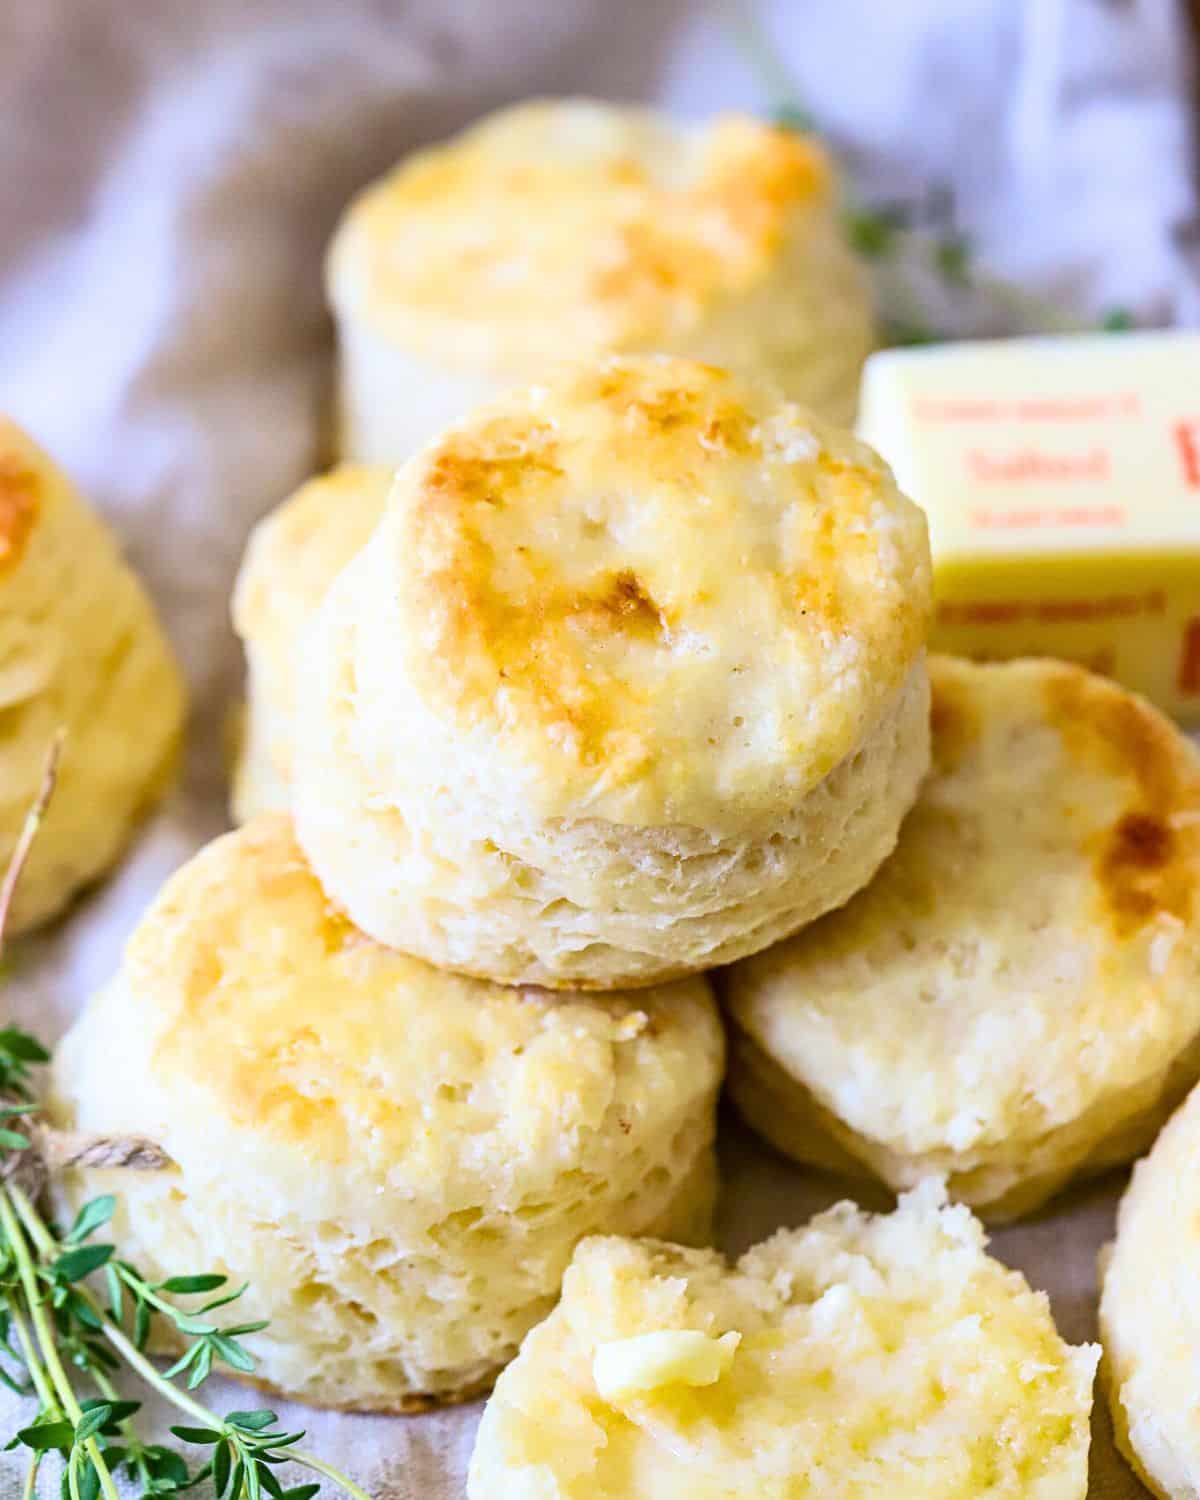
[469,1183,1098,1499]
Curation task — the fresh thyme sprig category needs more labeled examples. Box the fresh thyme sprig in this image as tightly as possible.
[0,746,372,1500]
[0,731,62,953]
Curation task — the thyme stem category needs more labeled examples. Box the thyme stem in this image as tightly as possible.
[284,1453,376,1500]
[0,735,373,1500]
[6,1293,57,1412]
[12,1194,372,1500]
[20,1449,39,1500]
[0,1188,119,1500]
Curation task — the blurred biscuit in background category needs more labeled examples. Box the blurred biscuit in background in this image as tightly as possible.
[725,655,1200,1221]
[469,1182,1098,1498]
[293,355,932,990]
[231,464,391,821]
[0,416,185,933]
[50,815,723,1412]
[328,99,876,462]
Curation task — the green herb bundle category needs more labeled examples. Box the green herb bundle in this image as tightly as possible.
[0,745,371,1500]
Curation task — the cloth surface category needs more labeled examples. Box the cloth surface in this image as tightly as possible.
[1,0,1198,1494]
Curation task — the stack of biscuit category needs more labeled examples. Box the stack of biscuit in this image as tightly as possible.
[44,101,1200,1498]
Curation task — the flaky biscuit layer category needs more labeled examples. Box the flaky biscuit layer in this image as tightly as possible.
[294,357,932,986]
[727,656,1200,1218]
[50,816,723,1409]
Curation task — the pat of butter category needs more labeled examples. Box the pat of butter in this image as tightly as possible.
[857,332,1200,722]
[592,1329,740,1402]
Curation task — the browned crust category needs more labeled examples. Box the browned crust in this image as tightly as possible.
[0,453,39,573]
[1043,660,1200,937]
[928,655,1200,943]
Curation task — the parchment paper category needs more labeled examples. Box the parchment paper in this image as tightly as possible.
[0,2,1197,1494]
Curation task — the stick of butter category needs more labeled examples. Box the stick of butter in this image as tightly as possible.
[857,332,1200,723]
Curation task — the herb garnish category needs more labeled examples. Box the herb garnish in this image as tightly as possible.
[0,743,372,1500]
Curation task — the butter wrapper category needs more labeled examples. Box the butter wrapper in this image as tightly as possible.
[858,332,1200,722]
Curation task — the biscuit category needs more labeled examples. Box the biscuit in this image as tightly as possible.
[292,356,932,989]
[725,655,1200,1220]
[231,465,391,820]
[328,99,876,461]
[1100,1082,1200,1498]
[468,1180,1098,1498]
[48,815,723,1412]
[0,417,185,932]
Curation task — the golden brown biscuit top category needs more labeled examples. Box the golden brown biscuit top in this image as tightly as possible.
[930,656,1200,940]
[0,419,45,574]
[729,656,1200,1159]
[327,100,833,362]
[108,816,719,1181]
[369,357,929,825]
[1043,667,1198,937]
